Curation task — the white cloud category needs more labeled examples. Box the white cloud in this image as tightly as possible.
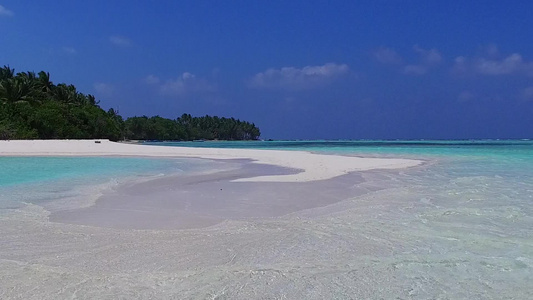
[62,47,77,55]
[374,47,402,64]
[146,73,216,96]
[284,96,296,103]
[211,67,221,77]
[109,36,132,47]
[144,74,160,85]
[521,87,533,101]
[404,65,427,75]
[452,50,533,76]
[458,91,475,102]
[413,45,442,65]
[93,83,114,97]
[475,53,527,75]
[0,5,13,17]
[483,44,500,58]
[376,45,442,76]
[402,45,442,76]
[249,63,349,90]
[452,56,468,75]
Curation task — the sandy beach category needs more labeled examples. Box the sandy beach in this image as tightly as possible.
[0,139,421,182]
[3,140,529,299]
[0,140,421,230]
[0,140,433,299]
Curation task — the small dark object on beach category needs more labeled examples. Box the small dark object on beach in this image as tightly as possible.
[95,141,101,144]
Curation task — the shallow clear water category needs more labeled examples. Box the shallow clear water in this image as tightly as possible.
[4,140,531,212]
[0,156,211,210]
[148,139,533,185]
[143,140,533,297]
[146,139,533,163]
[0,157,182,187]
[1,141,532,298]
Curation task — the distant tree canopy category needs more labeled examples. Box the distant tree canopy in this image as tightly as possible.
[0,66,260,141]
[125,114,260,141]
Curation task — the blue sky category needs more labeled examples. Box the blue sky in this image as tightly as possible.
[1,1,532,139]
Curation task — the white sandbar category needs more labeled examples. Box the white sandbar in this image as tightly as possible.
[0,139,421,182]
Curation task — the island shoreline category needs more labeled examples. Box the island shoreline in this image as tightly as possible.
[0,139,423,182]
[1,139,424,229]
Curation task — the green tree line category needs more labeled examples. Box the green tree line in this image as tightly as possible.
[0,66,260,141]
[125,114,260,141]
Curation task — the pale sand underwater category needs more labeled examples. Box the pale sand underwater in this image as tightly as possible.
[1,141,531,299]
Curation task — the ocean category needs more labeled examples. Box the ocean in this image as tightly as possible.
[1,140,532,299]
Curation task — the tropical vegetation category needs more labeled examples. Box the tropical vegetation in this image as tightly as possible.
[0,66,260,141]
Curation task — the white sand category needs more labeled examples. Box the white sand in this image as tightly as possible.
[1,141,528,299]
[0,139,421,182]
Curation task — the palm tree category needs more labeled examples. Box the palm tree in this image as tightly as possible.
[53,83,79,104]
[0,77,36,104]
[17,71,37,82]
[37,71,53,94]
[87,94,99,105]
[0,65,15,81]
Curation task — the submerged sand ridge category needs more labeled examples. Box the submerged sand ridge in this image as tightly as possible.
[50,163,371,230]
[0,139,422,230]
[0,140,421,182]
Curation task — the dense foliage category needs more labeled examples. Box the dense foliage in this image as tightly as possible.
[125,114,260,141]
[0,66,260,141]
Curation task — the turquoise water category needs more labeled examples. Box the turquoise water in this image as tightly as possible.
[147,139,533,172]
[145,139,533,157]
[0,157,183,187]
[144,141,533,225]
[0,156,210,210]
[1,141,532,297]
[146,140,533,248]
[3,141,533,210]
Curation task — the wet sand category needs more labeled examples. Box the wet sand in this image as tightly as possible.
[50,161,369,230]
